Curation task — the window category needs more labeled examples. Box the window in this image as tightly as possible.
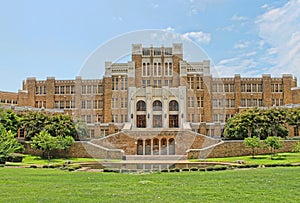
[218,84,223,92]
[98,85,103,94]
[55,86,59,94]
[121,77,128,90]
[230,84,234,92]
[224,84,229,92]
[164,48,172,55]
[82,85,87,94]
[66,101,70,109]
[241,99,246,107]
[60,86,65,94]
[247,84,251,92]
[154,48,161,56]
[197,97,204,107]
[252,84,257,92]
[258,99,263,107]
[93,85,97,94]
[241,84,245,92]
[86,115,91,123]
[54,101,59,108]
[212,84,217,92]
[66,86,70,94]
[153,100,162,111]
[169,100,179,111]
[188,77,194,89]
[188,97,194,107]
[60,101,64,109]
[81,100,86,109]
[142,48,150,56]
[258,84,262,92]
[196,77,203,89]
[136,100,146,111]
[213,114,218,122]
[98,100,103,109]
[71,85,75,94]
[87,100,92,109]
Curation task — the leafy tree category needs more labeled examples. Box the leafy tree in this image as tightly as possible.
[243,136,261,158]
[75,121,89,139]
[224,107,289,140]
[292,141,300,153]
[21,111,48,140]
[0,109,20,134]
[57,135,75,157]
[31,131,59,164]
[0,124,24,164]
[44,114,76,138]
[264,136,282,156]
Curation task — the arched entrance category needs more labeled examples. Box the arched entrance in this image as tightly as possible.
[153,100,162,128]
[136,100,146,128]
[137,139,143,155]
[169,138,175,155]
[169,100,179,128]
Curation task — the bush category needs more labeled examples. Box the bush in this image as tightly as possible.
[161,169,169,173]
[182,168,190,172]
[198,168,206,172]
[213,166,228,171]
[29,165,38,168]
[42,165,49,168]
[6,154,24,163]
[190,167,198,171]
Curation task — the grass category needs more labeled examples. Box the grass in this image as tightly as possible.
[0,167,299,202]
[192,152,300,165]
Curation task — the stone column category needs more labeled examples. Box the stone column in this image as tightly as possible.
[143,140,145,155]
[158,139,161,155]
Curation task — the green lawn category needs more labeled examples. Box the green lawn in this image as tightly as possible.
[0,167,299,202]
[197,152,300,165]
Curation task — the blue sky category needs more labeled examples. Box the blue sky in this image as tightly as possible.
[1,0,299,91]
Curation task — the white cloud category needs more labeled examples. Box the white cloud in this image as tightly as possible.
[163,26,175,32]
[182,31,211,44]
[231,14,248,21]
[234,41,250,49]
[256,0,300,79]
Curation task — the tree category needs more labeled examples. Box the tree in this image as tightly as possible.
[0,124,24,164]
[0,109,20,134]
[31,131,59,164]
[57,135,75,157]
[44,114,76,138]
[244,136,261,158]
[21,111,48,140]
[264,136,282,156]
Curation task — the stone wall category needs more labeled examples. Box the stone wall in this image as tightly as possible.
[23,141,124,159]
[187,140,298,159]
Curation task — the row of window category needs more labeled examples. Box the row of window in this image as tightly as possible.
[111,98,128,109]
[187,97,204,108]
[271,84,283,92]
[35,86,47,95]
[241,99,263,107]
[0,99,17,105]
[142,62,173,77]
[112,76,128,91]
[35,101,46,108]
[54,100,75,109]
[142,48,172,56]
[187,76,203,90]
[112,114,128,123]
[54,85,75,95]
[212,84,235,93]
[136,100,179,111]
[212,99,235,109]
[213,114,234,123]
[272,99,284,106]
[81,114,103,123]
[188,114,204,123]
[82,85,103,94]
[241,84,263,93]
[82,100,103,109]
[142,79,173,87]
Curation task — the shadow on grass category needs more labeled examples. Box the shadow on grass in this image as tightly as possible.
[250,156,268,160]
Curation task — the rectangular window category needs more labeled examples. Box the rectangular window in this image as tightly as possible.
[252,84,257,92]
[60,101,64,109]
[224,84,229,92]
[35,87,39,95]
[98,85,103,94]
[212,99,218,108]
[55,86,59,94]
[212,84,217,92]
[87,100,92,109]
[258,84,262,92]
[230,84,235,92]
[82,85,86,94]
[54,101,59,108]
[258,99,263,107]
[86,115,91,123]
[247,84,251,92]
[218,84,223,92]
[60,86,65,94]
[71,85,75,94]
[196,77,202,89]
[66,86,70,94]
[98,100,103,109]
[241,84,245,92]
[66,101,70,109]
[188,77,194,89]
[213,114,218,122]
[82,100,86,109]
[241,99,246,107]
[231,99,235,108]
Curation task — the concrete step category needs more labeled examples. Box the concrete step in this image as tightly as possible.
[124,155,187,161]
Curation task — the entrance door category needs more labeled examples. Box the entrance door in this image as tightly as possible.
[137,115,146,128]
[169,115,179,128]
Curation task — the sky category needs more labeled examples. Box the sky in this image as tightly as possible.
[0,0,300,92]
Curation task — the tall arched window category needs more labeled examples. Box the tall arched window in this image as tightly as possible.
[169,100,179,111]
[153,100,162,111]
[136,100,146,111]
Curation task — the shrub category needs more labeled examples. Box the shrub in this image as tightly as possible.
[29,165,38,168]
[292,141,300,152]
[161,169,169,173]
[190,167,198,171]
[182,168,190,172]
[6,154,24,163]
[198,168,206,172]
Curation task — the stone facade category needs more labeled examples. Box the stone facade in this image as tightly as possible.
[1,43,300,157]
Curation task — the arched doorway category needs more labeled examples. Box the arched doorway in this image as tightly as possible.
[169,138,175,155]
[161,138,167,155]
[169,100,179,128]
[153,138,159,155]
[153,100,162,128]
[137,139,143,155]
[145,139,151,155]
[136,100,146,128]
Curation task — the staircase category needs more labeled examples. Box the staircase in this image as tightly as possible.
[123,155,187,161]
